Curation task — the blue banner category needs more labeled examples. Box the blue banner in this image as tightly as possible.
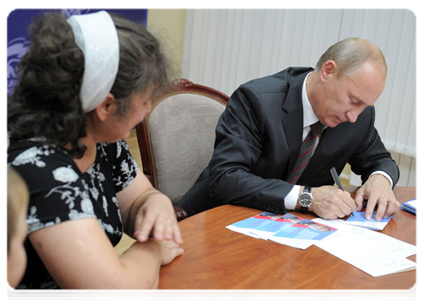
[7,9,148,95]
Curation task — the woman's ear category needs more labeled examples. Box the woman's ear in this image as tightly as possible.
[95,93,116,122]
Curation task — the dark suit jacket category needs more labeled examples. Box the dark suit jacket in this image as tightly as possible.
[179,67,399,216]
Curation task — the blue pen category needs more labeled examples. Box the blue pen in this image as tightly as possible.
[330,167,355,217]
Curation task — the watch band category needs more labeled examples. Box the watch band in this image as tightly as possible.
[300,204,309,213]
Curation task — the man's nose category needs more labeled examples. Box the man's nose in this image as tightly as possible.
[346,109,359,123]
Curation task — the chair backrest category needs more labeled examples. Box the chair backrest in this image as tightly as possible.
[136,79,229,204]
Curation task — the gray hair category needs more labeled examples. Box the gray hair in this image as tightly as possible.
[315,37,387,78]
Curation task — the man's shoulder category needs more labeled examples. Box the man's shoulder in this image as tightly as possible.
[240,67,313,94]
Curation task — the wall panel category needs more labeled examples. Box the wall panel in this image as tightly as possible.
[182,9,416,185]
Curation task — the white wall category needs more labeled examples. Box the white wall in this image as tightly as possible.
[181,9,416,186]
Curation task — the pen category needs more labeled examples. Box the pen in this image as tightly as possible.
[330,167,355,217]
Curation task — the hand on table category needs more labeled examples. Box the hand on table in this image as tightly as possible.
[133,193,183,245]
[159,240,184,266]
[354,174,400,221]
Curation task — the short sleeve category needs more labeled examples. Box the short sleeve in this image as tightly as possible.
[100,140,139,193]
[8,141,96,234]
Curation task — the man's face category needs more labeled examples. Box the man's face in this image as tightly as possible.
[313,61,386,128]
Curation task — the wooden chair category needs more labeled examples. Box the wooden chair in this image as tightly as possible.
[136,79,229,204]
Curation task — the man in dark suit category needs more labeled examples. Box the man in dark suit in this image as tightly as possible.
[179,37,400,221]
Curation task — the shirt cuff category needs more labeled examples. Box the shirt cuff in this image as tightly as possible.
[285,185,301,210]
[369,171,393,188]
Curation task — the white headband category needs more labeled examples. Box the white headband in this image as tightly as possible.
[67,11,120,113]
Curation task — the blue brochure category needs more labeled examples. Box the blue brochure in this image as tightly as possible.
[401,199,416,215]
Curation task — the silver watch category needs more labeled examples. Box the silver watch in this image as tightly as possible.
[298,186,312,212]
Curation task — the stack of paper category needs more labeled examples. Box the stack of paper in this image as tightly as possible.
[226,212,286,238]
[314,218,416,277]
[226,212,416,277]
[401,199,416,215]
[226,212,338,249]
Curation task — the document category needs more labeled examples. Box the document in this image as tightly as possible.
[401,199,416,215]
[226,212,284,238]
[345,211,391,230]
[313,218,417,277]
[227,212,416,277]
[249,213,302,239]
[227,213,337,249]
[269,219,338,249]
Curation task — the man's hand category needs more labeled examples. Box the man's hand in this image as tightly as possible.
[309,186,356,219]
[355,174,400,221]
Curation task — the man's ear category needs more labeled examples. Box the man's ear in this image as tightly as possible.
[320,60,337,82]
[95,93,116,122]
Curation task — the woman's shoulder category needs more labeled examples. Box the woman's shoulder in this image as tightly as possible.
[96,139,138,192]
[8,138,73,168]
[96,139,134,167]
[97,139,130,157]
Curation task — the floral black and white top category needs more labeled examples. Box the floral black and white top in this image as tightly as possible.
[8,138,138,289]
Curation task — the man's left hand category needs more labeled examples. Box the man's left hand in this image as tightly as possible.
[354,174,400,221]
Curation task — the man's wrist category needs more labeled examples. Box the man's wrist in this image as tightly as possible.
[297,186,312,212]
[294,186,305,210]
[369,171,393,188]
[285,185,301,210]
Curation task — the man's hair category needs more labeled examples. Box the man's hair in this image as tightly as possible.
[7,166,29,253]
[315,37,387,78]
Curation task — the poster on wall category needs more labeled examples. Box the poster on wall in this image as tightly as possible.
[7,9,147,95]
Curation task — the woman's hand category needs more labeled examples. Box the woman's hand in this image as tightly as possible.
[117,172,183,245]
[158,240,184,266]
[133,193,183,245]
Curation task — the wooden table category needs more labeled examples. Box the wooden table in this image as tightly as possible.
[158,186,416,289]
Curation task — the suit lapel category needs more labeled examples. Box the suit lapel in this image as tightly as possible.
[281,70,310,175]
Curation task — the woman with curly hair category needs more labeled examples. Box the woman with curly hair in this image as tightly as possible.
[8,11,183,289]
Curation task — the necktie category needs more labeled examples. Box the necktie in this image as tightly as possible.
[286,121,325,184]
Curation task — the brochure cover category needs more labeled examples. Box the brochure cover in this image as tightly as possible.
[249,213,302,239]
[346,211,391,230]
[227,212,338,249]
[226,212,284,237]
[271,219,338,240]
[269,219,338,249]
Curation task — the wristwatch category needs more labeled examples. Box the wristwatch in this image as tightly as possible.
[298,186,312,213]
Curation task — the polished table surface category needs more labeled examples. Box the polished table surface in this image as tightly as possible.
[158,186,416,289]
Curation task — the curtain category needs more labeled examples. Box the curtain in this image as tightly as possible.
[181,9,416,158]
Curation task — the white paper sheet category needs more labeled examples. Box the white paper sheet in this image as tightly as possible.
[313,218,417,277]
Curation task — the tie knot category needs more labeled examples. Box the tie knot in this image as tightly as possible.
[310,121,325,135]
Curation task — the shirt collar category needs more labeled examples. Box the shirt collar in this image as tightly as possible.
[302,72,319,127]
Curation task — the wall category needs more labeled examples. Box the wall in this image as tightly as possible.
[146,9,187,80]
[147,8,420,185]
[181,9,416,187]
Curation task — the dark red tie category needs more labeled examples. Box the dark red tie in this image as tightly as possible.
[287,122,325,184]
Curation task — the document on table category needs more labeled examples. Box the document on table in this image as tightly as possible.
[226,212,285,238]
[249,213,302,239]
[314,218,417,277]
[268,219,338,250]
[401,199,416,215]
[226,213,338,249]
[345,211,391,230]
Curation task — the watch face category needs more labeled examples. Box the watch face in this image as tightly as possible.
[299,194,312,207]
